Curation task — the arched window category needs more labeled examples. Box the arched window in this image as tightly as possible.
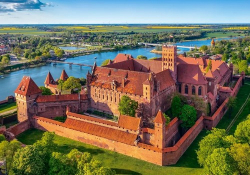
[192,86,196,95]
[198,86,202,95]
[179,84,182,93]
[185,85,188,94]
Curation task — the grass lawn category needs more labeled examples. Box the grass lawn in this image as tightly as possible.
[16,81,250,175]
[0,102,16,113]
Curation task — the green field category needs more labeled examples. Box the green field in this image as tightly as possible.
[201,31,245,39]
[0,27,62,35]
[0,102,16,113]
[16,81,250,175]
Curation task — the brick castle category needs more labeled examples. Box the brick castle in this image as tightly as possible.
[10,45,244,166]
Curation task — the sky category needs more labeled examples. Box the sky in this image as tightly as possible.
[0,0,250,24]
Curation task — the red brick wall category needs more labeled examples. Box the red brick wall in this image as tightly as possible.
[7,120,30,136]
[162,117,204,165]
[165,118,180,147]
[34,118,163,165]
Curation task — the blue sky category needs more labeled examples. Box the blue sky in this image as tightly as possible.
[0,0,249,24]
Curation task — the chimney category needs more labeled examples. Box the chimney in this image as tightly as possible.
[121,78,125,88]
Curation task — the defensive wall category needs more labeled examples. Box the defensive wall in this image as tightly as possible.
[4,74,244,166]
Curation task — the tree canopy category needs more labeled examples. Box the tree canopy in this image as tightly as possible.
[171,95,183,117]
[39,86,52,95]
[118,95,138,117]
[62,76,81,90]
[178,104,197,128]
[136,55,147,60]
[101,59,111,66]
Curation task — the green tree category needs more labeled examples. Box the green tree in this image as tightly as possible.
[1,55,10,65]
[101,59,111,66]
[54,48,64,58]
[234,115,250,144]
[230,143,250,175]
[205,148,238,175]
[137,55,147,60]
[63,76,81,90]
[206,60,212,72]
[199,45,208,53]
[227,97,237,117]
[171,95,183,117]
[163,113,171,125]
[197,128,231,166]
[79,77,86,86]
[58,79,64,92]
[118,95,138,117]
[0,134,5,142]
[222,53,229,62]
[0,140,22,173]
[12,145,45,175]
[238,60,248,74]
[39,86,52,95]
[178,105,197,128]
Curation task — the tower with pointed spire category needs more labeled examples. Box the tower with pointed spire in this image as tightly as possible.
[60,69,69,81]
[15,76,42,122]
[44,71,55,87]
[211,39,215,47]
[154,110,166,149]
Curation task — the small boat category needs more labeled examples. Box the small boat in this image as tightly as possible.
[60,58,67,61]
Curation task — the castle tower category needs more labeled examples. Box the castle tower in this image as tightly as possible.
[211,39,215,47]
[44,71,55,87]
[60,69,69,81]
[162,45,177,82]
[15,76,42,122]
[154,110,166,149]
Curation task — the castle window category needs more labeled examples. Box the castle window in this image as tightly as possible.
[198,86,202,95]
[185,85,188,94]
[179,84,181,93]
[192,86,196,95]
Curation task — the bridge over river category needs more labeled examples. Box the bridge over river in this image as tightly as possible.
[142,43,199,49]
[47,60,93,68]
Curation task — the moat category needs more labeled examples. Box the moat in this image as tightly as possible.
[0,37,239,100]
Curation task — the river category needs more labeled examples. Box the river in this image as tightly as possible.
[0,37,239,100]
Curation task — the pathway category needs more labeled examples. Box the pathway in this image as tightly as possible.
[0,109,17,116]
[226,84,250,133]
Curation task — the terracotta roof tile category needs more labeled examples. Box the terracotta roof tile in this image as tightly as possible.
[36,94,79,102]
[154,110,166,124]
[177,64,207,85]
[15,76,42,96]
[64,118,137,145]
[60,69,68,81]
[118,115,141,131]
[44,72,55,85]
[113,53,134,63]
[218,86,232,93]
[155,69,175,91]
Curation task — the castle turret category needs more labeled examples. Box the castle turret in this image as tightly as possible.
[60,69,68,81]
[44,71,55,87]
[211,39,215,47]
[154,110,166,149]
[162,45,177,82]
[15,76,42,122]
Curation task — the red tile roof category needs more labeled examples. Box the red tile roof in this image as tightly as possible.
[113,53,134,63]
[64,118,137,145]
[154,110,166,124]
[118,115,141,131]
[60,69,68,81]
[155,69,175,91]
[36,94,79,102]
[67,112,118,127]
[15,76,42,96]
[177,64,207,85]
[218,86,232,93]
[44,72,55,85]
[91,66,150,95]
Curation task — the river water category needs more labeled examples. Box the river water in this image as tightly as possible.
[0,37,239,100]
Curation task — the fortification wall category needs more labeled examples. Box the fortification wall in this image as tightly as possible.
[7,120,30,136]
[34,118,163,165]
[162,117,204,165]
[165,118,180,147]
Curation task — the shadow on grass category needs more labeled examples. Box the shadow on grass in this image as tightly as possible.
[55,144,105,155]
[112,168,142,175]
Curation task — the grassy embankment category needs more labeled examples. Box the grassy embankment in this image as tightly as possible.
[0,102,16,113]
[17,81,250,175]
